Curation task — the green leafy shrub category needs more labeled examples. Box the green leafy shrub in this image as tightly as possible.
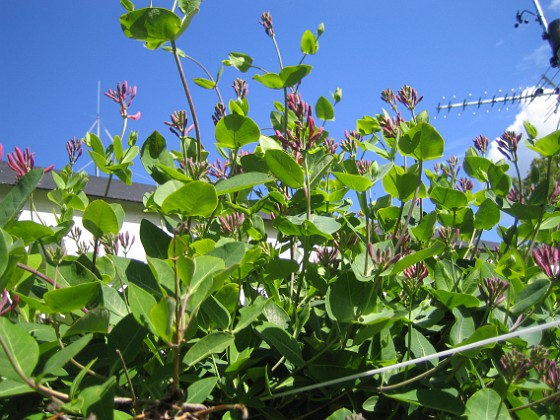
[2,2,560,419]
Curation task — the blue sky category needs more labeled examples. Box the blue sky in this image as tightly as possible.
[2,0,560,182]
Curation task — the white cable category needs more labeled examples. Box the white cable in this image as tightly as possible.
[265,318,560,400]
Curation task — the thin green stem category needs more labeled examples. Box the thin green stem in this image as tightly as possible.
[394,160,423,253]
[171,40,202,162]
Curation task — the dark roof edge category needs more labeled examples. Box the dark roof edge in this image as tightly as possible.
[0,162,155,203]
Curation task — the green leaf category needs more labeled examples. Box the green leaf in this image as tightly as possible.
[464,156,492,182]
[386,241,445,275]
[215,172,275,195]
[326,272,371,323]
[431,289,480,309]
[526,128,560,157]
[300,29,318,54]
[186,377,218,404]
[412,211,436,242]
[385,389,464,416]
[127,282,157,332]
[234,295,267,332]
[120,0,134,11]
[6,220,53,244]
[274,214,341,239]
[315,96,334,121]
[80,377,116,420]
[140,219,171,259]
[200,296,231,330]
[382,164,417,201]
[253,65,312,89]
[41,334,92,377]
[0,317,39,382]
[183,332,234,366]
[356,115,380,135]
[44,282,101,313]
[255,322,304,367]
[193,77,215,89]
[398,122,444,161]
[161,180,218,217]
[332,172,372,192]
[279,64,312,87]
[215,114,261,149]
[465,388,511,419]
[140,131,175,184]
[83,200,120,237]
[474,198,500,230]
[457,325,498,357]
[0,379,33,397]
[429,186,468,210]
[150,296,176,343]
[223,52,253,72]
[450,307,475,346]
[406,328,437,366]
[0,168,43,228]
[265,149,304,188]
[107,314,148,374]
[120,8,181,45]
[511,278,550,316]
[65,308,110,337]
[488,164,511,197]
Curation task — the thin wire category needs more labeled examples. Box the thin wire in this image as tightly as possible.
[263,318,560,400]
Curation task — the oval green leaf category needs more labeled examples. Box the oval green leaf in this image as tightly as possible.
[398,122,444,161]
[83,200,120,237]
[265,149,304,188]
[215,114,260,149]
[161,180,218,217]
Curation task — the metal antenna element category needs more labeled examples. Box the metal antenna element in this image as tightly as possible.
[436,85,558,115]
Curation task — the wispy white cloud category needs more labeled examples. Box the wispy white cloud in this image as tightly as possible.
[488,87,559,177]
[517,45,550,71]
[551,0,560,11]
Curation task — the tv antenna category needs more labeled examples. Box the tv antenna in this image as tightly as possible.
[80,81,114,176]
[436,0,560,117]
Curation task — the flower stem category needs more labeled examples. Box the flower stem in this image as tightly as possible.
[171,40,202,162]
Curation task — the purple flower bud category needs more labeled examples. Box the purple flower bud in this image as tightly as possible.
[532,244,560,280]
[496,131,521,162]
[473,135,489,155]
[260,12,275,37]
[396,85,423,111]
[479,277,509,308]
[233,78,249,100]
[499,349,531,383]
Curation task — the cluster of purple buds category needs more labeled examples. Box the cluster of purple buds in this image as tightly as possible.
[212,103,226,126]
[323,137,338,155]
[367,244,401,272]
[66,137,83,166]
[507,186,523,203]
[182,158,210,180]
[118,231,135,257]
[381,88,398,112]
[260,12,275,37]
[356,159,372,176]
[378,113,405,139]
[499,349,531,383]
[101,233,119,256]
[532,244,560,281]
[218,212,246,236]
[315,246,340,276]
[549,180,560,204]
[209,158,229,180]
[341,130,361,156]
[7,147,53,180]
[496,131,521,162]
[104,81,141,120]
[287,92,310,120]
[479,277,509,308]
[437,226,460,248]
[396,85,423,111]
[456,177,474,192]
[0,289,19,316]
[403,261,429,283]
[473,135,489,155]
[165,110,194,139]
[233,78,249,100]
[275,114,324,162]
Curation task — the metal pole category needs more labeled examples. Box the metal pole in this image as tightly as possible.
[532,0,549,34]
